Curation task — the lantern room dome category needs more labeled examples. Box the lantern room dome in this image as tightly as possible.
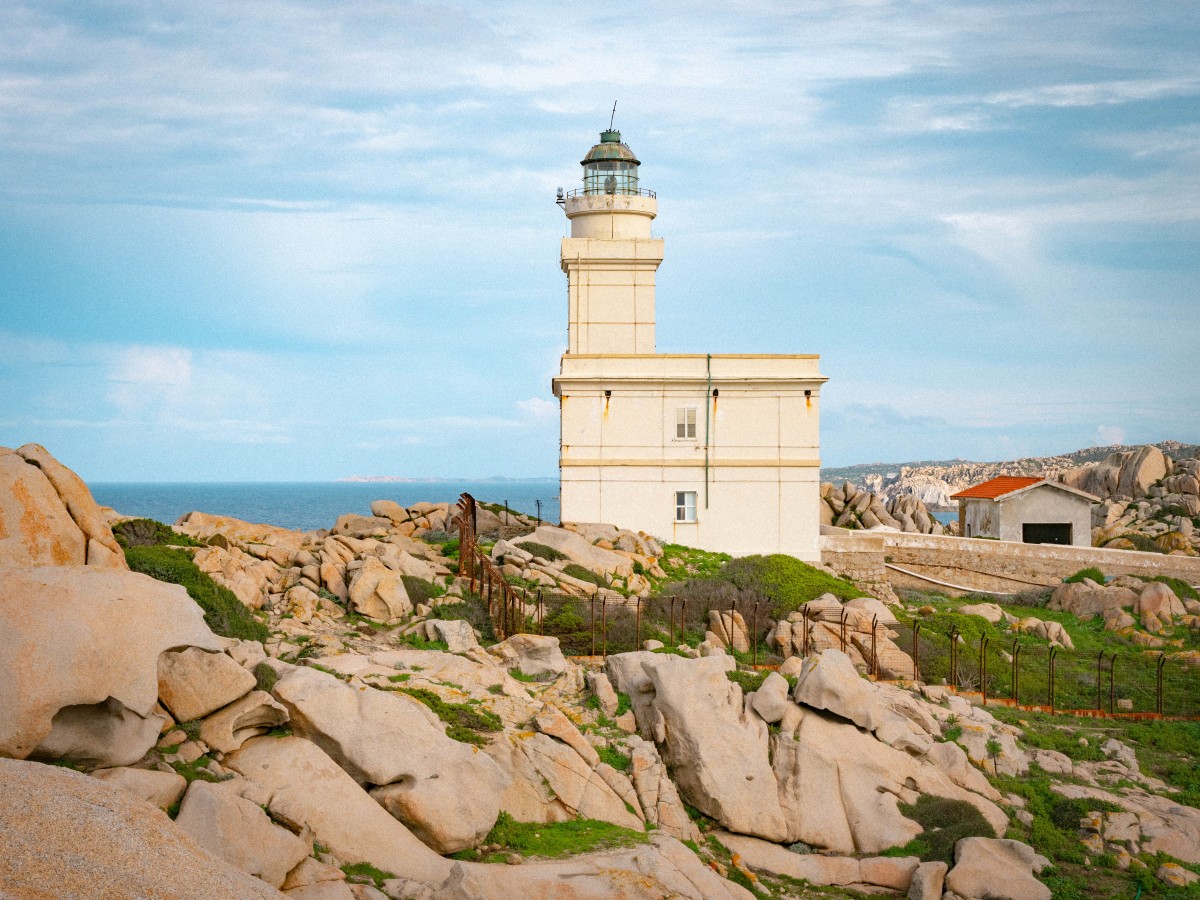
[580,130,640,166]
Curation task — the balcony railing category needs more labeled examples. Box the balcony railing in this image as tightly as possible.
[562,187,656,199]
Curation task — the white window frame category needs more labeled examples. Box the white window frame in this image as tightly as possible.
[674,406,697,440]
[675,490,698,523]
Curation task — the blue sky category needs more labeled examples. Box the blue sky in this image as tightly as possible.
[1,0,1197,481]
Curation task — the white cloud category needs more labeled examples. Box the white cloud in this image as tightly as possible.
[1096,425,1126,446]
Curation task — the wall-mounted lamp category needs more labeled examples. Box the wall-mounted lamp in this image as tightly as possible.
[804,390,812,398]
[604,389,611,398]
[711,389,719,398]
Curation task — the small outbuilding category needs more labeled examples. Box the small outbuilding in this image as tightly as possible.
[950,476,1099,546]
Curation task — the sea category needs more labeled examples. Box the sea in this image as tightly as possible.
[90,481,561,533]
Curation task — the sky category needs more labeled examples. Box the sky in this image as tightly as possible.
[1,0,1198,481]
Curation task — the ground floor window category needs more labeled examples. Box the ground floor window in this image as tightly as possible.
[1022,523,1071,545]
[675,490,697,523]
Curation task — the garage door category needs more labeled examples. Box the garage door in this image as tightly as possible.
[1022,523,1071,545]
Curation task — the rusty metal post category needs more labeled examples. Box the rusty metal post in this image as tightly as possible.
[1011,640,1021,704]
[538,590,544,635]
[801,604,810,657]
[912,622,922,683]
[1156,653,1166,715]
[679,599,687,647]
[635,597,643,650]
[590,592,596,657]
[669,597,676,646]
[1109,652,1118,714]
[980,636,990,706]
[601,596,608,658]
[949,626,959,691]
[871,615,879,679]
[1096,651,1106,711]
[1049,646,1058,714]
[752,602,760,667]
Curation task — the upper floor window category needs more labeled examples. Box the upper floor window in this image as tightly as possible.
[675,407,697,440]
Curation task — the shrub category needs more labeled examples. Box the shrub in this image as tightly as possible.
[124,545,268,643]
[253,662,278,694]
[1148,576,1200,602]
[718,554,867,618]
[596,745,632,772]
[515,541,568,562]
[431,596,495,643]
[401,576,443,607]
[112,518,203,548]
[458,811,648,861]
[1064,567,1106,584]
[340,862,395,889]
[889,795,996,863]
[726,669,769,694]
[563,564,606,587]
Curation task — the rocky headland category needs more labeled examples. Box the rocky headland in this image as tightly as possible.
[2,442,1200,899]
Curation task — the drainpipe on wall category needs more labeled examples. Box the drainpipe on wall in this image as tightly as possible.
[704,354,711,509]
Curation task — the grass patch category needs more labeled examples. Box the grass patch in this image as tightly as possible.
[509,668,549,684]
[431,595,496,643]
[253,663,278,693]
[726,669,769,694]
[1064,567,1106,584]
[169,755,220,784]
[1147,576,1200,602]
[596,744,632,772]
[563,563,606,587]
[124,544,268,642]
[394,633,450,652]
[515,541,568,562]
[883,794,996,864]
[401,575,444,607]
[454,811,648,861]
[719,554,867,616]
[340,862,395,889]
[398,687,502,747]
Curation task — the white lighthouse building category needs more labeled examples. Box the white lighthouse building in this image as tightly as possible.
[552,129,827,560]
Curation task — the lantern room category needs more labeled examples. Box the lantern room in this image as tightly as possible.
[581,130,643,195]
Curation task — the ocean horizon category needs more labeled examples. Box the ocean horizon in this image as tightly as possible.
[91,480,560,533]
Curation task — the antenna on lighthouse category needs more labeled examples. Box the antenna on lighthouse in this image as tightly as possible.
[609,100,617,130]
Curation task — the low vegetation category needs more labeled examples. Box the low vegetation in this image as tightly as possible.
[396,687,501,747]
[514,541,568,562]
[1064,566,1106,584]
[124,544,269,643]
[452,811,648,862]
[112,517,204,548]
[884,795,995,863]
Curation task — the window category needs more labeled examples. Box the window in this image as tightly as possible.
[675,491,697,523]
[675,407,697,440]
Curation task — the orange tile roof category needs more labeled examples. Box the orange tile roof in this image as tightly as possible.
[949,476,1043,500]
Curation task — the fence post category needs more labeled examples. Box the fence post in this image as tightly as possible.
[869,615,878,679]
[1011,640,1021,705]
[679,599,687,648]
[601,596,608,658]
[590,592,596,657]
[1156,653,1166,715]
[636,597,642,650]
[912,622,922,683]
[1049,646,1058,714]
[1109,652,1118,714]
[1096,651,1106,711]
[752,603,760,667]
[538,589,544,635]
[801,604,811,657]
[669,597,676,646]
[839,609,848,653]
[949,626,959,691]
[980,636,990,706]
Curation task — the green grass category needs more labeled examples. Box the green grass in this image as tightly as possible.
[394,633,451,652]
[718,554,867,617]
[596,744,632,772]
[563,563,606,587]
[340,862,395,889]
[656,544,731,583]
[111,517,204,548]
[397,687,502,747]
[431,595,496,643]
[992,768,1122,865]
[452,812,648,862]
[401,575,444,606]
[1148,576,1200,602]
[124,544,268,642]
[509,668,547,684]
[726,669,769,694]
[514,540,568,562]
[1064,567,1106,584]
[882,795,996,864]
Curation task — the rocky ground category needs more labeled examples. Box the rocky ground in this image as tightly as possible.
[3,443,1200,899]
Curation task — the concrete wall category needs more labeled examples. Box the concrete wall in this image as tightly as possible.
[821,529,1200,595]
[997,487,1093,546]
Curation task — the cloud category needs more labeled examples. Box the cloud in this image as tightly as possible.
[515,397,557,420]
[1096,425,1126,446]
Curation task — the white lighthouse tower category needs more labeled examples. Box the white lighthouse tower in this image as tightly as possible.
[552,129,827,560]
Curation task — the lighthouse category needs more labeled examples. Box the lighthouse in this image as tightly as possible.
[552,129,827,560]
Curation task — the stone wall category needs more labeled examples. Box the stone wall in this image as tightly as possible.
[820,529,1200,597]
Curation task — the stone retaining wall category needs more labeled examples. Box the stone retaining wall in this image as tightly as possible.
[820,530,1200,597]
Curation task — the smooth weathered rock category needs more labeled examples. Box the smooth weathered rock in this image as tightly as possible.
[534,704,600,768]
[489,633,568,677]
[716,830,918,890]
[1048,581,1138,619]
[1158,862,1200,887]
[516,732,644,830]
[158,646,258,723]
[0,447,87,567]
[944,838,1050,900]
[626,734,701,843]
[908,860,948,900]
[643,653,787,841]
[36,695,168,767]
[200,690,290,754]
[227,736,454,886]
[91,765,188,812]
[586,670,620,717]
[0,758,281,898]
[15,443,127,568]
[0,566,222,761]
[959,602,1008,624]
[519,525,634,577]
[1139,581,1187,620]
[749,672,791,724]
[271,665,507,853]
[175,779,310,888]
[427,618,478,653]
[347,555,412,622]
